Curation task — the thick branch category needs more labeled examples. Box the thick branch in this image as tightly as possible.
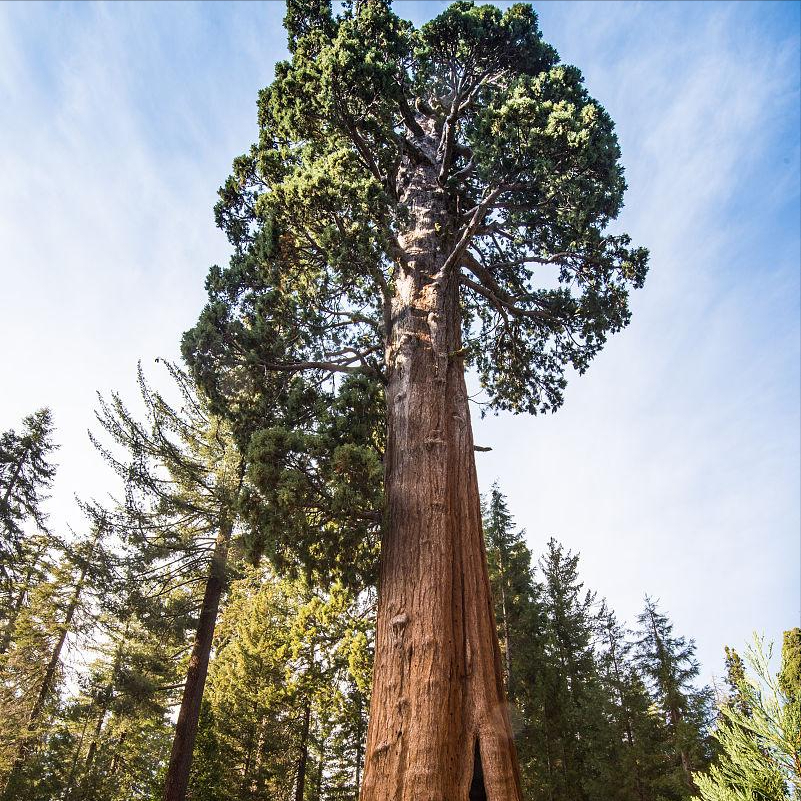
[440,186,504,277]
[459,272,557,325]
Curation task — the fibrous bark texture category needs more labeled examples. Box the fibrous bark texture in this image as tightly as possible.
[360,148,521,801]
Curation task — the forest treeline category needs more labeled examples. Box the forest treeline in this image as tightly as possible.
[1,386,798,801]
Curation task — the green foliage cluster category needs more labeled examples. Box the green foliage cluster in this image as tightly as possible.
[187,568,372,801]
[242,373,383,587]
[694,632,801,801]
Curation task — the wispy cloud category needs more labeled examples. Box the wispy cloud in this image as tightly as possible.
[0,2,285,525]
[0,1,797,682]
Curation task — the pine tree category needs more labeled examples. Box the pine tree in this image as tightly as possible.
[0,409,57,594]
[0,510,114,799]
[13,590,183,801]
[92,362,246,801]
[535,539,619,801]
[49,569,187,801]
[187,567,372,801]
[635,597,713,796]
[596,605,680,801]
[723,647,752,718]
[481,484,549,797]
[182,3,648,796]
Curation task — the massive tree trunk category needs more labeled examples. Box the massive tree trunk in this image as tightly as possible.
[360,147,521,801]
[163,516,232,801]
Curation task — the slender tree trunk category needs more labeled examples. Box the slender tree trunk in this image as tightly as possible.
[163,516,233,801]
[240,724,255,796]
[360,141,521,801]
[249,716,268,796]
[295,698,311,801]
[315,731,325,801]
[109,731,126,773]
[497,551,512,692]
[2,554,90,799]
[61,708,92,800]
[83,703,106,771]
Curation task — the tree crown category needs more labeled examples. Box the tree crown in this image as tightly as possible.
[184,0,648,418]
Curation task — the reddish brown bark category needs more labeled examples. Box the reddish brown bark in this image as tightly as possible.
[163,517,232,801]
[360,146,521,801]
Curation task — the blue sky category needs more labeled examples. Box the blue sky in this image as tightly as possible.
[0,1,798,684]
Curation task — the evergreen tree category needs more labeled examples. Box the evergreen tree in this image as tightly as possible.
[0,510,114,799]
[635,597,713,796]
[13,593,182,801]
[596,605,680,801]
[182,3,648,796]
[187,567,372,801]
[0,409,57,593]
[723,647,752,718]
[694,631,800,801]
[481,484,548,797]
[535,539,616,801]
[50,569,188,801]
[92,362,246,801]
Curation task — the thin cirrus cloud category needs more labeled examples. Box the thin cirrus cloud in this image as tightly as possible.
[0,2,798,683]
[471,0,800,679]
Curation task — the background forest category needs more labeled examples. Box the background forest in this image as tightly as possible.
[0,398,798,800]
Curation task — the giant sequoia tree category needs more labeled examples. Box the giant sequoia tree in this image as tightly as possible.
[183,2,647,798]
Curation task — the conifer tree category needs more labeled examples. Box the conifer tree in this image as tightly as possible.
[481,484,548,797]
[187,567,372,801]
[46,568,188,801]
[0,409,57,592]
[0,512,113,799]
[635,597,712,795]
[14,588,183,801]
[723,647,752,718]
[92,362,246,801]
[596,606,678,801]
[694,631,800,801]
[182,3,648,796]
[535,539,616,801]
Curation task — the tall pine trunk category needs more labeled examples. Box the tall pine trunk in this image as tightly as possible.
[360,149,521,801]
[163,516,232,801]
[295,698,311,801]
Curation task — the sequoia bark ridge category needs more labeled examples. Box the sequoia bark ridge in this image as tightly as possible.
[360,142,522,801]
